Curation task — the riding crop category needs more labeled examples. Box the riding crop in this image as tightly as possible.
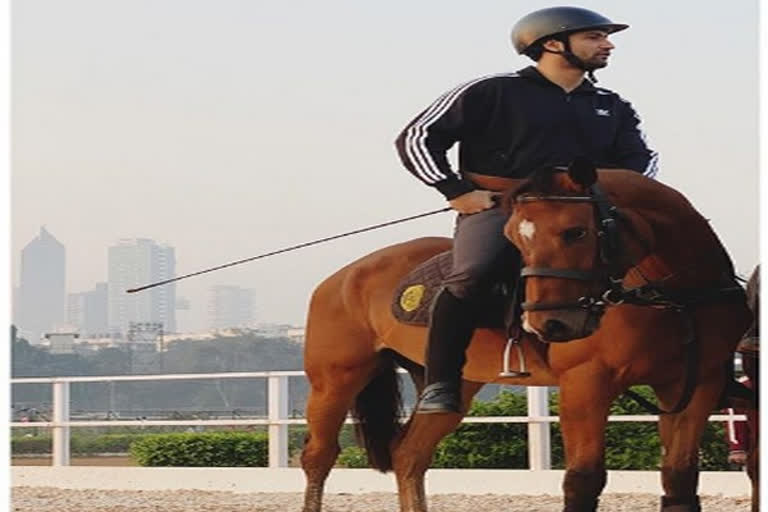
[126,206,452,293]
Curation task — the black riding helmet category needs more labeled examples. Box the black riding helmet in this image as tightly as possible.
[511,7,628,80]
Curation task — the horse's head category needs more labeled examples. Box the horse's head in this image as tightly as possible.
[504,158,627,342]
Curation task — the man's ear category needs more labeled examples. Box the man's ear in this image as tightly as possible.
[541,38,565,53]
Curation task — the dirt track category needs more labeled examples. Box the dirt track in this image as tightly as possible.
[11,456,137,466]
[11,487,751,512]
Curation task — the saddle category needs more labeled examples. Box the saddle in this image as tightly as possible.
[390,250,530,377]
[391,251,515,328]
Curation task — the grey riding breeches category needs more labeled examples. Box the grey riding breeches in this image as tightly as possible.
[442,206,520,300]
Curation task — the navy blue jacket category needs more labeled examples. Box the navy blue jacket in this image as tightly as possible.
[395,66,658,200]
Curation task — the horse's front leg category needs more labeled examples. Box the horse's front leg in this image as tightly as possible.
[558,365,619,512]
[391,380,483,512]
[654,370,727,512]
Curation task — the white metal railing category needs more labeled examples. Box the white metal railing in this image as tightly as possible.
[11,371,746,469]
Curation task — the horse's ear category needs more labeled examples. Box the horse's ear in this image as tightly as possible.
[567,157,597,187]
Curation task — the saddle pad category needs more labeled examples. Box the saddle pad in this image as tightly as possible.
[391,251,508,328]
[391,251,453,326]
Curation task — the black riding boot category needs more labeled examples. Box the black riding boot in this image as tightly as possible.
[416,289,478,414]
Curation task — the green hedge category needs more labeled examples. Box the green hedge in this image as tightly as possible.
[433,390,528,468]
[72,434,146,455]
[339,388,732,470]
[130,431,268,467]
[11,436,52,455]
[12,433,147,455]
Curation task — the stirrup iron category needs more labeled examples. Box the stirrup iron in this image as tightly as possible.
[499,335,531,378]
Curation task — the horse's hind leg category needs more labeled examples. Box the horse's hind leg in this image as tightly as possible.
[558,366,620,512]
[301,364,375,512]
[391,380,483,512]
[300,315,379,512]
[655,371,726,512]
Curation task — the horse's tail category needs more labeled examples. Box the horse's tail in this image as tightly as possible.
[351,349,403,472]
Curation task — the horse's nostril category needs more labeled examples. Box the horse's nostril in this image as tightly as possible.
[543,319,569,339]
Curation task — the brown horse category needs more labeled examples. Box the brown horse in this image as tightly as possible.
[300,163,752,512]
[739,265,759,512]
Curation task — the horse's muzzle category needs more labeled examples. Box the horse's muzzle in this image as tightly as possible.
[523,309,602,343]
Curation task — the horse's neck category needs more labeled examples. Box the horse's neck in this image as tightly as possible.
[624,202,735,289]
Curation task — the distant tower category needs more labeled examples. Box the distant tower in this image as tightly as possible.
[108,238,176,337]
[209,285,256,330]
[18,227,66,343]
[12,286,19,326]
[67,282,109,337]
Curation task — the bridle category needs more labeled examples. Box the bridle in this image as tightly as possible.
[512,181,748,415]
[517,183,626,314]
[515,184,745,314]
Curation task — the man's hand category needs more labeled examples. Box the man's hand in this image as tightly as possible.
[728,450,747,465]
[449,190,502,214]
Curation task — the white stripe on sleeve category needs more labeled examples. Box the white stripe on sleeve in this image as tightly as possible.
[404,73,518,184]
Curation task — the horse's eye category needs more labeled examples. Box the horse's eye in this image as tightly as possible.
[562,227,587,244]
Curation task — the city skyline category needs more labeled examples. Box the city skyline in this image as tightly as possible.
[13,227,273,336]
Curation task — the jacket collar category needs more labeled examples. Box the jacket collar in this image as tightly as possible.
[517,66,596,93]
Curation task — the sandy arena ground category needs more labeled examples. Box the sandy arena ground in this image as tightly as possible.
[11,487,752,512]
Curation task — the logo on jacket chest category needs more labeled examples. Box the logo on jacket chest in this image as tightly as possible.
[595,108,612,117]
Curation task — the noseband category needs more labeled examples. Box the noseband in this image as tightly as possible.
[517,184,626,313]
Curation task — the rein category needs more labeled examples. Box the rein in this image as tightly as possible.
[514,185,744,415]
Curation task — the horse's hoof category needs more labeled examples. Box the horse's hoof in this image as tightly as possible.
[660,495,701,512]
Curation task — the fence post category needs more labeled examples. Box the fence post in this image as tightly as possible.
[52,380,70,466]
[268,375,289,467]
[527,386,551,470]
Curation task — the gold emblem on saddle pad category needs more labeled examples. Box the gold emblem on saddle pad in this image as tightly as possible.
[400,285,426,312]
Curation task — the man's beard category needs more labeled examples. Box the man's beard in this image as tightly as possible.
[582,57,609,71]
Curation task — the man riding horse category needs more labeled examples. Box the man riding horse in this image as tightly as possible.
[395,6,659,414]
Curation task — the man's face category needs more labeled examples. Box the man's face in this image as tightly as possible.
[568,30,615,69]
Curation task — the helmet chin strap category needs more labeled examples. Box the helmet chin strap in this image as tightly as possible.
[543,35,599,83]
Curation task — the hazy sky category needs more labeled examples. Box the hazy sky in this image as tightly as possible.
[11,0,759,330]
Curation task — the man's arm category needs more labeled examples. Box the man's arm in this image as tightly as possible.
[394,79,492,200]
[608,96,659,178]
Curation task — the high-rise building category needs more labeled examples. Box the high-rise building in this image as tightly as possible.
[209,285,256,330]
[67,282,108,337]
[12,286,19,326]
[18,227,66,344]
[108,239,176,337]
